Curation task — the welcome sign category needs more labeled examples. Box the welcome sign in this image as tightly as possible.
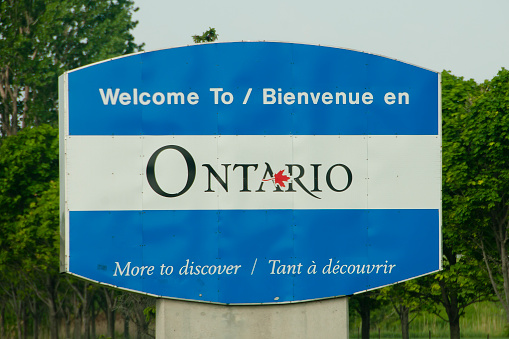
[59,42,441,304]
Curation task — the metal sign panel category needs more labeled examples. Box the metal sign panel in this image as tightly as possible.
[60,42,441,304]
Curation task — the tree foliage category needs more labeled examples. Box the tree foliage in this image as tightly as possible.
[443,68,509,324]
[373,71,496,339]
[0,124,58,236]
[0,125,60,337]
[0,0,143,136]
[0,124,155,338]
[378,281,423,339]
[192,27,219,43]
[0,1,149,336]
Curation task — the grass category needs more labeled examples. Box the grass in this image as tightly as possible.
[349,301,508,338]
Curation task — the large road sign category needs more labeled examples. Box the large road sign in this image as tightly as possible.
[60,42,441,304]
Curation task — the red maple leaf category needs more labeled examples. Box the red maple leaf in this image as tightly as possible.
[273,170,290,188]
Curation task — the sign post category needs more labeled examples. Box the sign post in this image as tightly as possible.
[155,297,349,338]
[60,42,441,337]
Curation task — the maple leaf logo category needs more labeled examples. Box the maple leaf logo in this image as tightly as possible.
[262,169,291,188]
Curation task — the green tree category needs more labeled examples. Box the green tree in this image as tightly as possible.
[0,125,60,338]
[192,27,218,43]
[0,124,58,231]
[412,253,490,339]
[411,71,493,339]
[0,0,143,137]
[350,291,386,339]
[0,2,144,336]
[14,181,61,339]
[379,282,423,339]
[351,71,493,339]
[444,68,509,325]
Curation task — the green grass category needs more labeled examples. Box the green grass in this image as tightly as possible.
[349,301,507,338]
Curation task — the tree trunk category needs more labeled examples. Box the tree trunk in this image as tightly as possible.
[108,309,116,339]
[28,297,39,339]
[48,303,59,339]
[15,301,23,339]
[74,316,81,339]
[104,288,117,339]
[76,282,90,339]
[399,305,410,339]
[73,293,81,339]
[448,317,460,339]
[82,283,92,339]
[441,248,461,339]
[91,301,96,339]
[0,304,5,339]
[33,311,39,339]
[23,307,28,339]
[124,314,130,339]
[359,296,371,339]
[65,313,72,339]
[498,221,509,325]
[82,300,90,339]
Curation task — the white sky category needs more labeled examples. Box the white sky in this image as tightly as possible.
[132,0,509,83]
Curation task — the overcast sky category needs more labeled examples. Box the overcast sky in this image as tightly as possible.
[132,0,508,83]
